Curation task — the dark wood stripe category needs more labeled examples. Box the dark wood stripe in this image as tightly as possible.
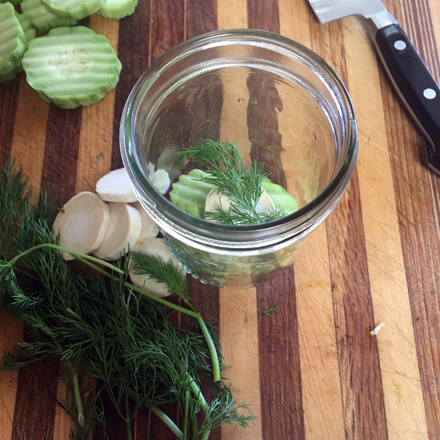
[185,0,217,39]
[325,173,388,439]
[40,106,82,205]
[111,2,151,170]
[0,77,20,164]
[400,0,440,80]
[246,74,286,187]
[12,352,59,440]
[257,266,305,440]
[247,0,280,33]
[150,0,185,63]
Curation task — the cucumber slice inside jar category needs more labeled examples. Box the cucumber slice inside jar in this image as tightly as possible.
[22,26,122,109]
[41,0,105,20]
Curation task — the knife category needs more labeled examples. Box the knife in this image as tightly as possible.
[308,0,440,176]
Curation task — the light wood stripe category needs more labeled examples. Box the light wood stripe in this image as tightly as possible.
[75,16,119,194]
[217,0,247,30]
[9,78,49,191]
[220,288,263,440]
[0,316,22,440]
[343,16,429,439]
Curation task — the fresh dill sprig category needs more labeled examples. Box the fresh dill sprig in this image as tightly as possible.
[0,159,255,440]
[179,139,285,225]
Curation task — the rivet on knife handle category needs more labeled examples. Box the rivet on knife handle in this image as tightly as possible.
[374,23,440,176]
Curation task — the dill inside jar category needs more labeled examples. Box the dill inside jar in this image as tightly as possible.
[167,139,298,225]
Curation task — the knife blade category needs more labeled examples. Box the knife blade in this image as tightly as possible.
[308,0,440,176]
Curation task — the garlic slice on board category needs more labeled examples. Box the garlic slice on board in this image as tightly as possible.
[130,201,160,251]
[52,191,110,260]
[96,167,138,203]
[93,202,142,261]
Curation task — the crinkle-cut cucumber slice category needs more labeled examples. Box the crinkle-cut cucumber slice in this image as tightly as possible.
[1,12,37,82]
[97,0,138,19]
[169,169,216,218]
[15,11,36,46]
[42,0,105,20]
[261,180,298,214]
[22,26,122,109]
[0,3,26,76]
[21,0,77,32]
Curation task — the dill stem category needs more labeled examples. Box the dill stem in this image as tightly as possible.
[183,390,190,440]
[189,380,211,440]
[6,243,124,274]
[125,395,132,440]
[34,318,85,428]
[151,405,183,440]
[71,366,85,427]
[198,318,220,382]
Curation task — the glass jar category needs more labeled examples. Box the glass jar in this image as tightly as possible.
[120,29,358,288]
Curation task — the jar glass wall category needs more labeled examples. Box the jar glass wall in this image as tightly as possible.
[120,29,358,288]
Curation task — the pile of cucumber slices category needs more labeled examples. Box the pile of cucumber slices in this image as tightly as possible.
[0,0,138,108]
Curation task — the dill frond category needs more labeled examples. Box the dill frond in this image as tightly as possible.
[179,139,285,224]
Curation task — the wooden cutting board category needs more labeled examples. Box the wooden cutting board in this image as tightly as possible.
[1,0,440,439]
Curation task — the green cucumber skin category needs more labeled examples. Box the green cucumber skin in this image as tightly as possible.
[21,0,77,32]
[169,169,216,218]
[97,0,138,19]
[0,3,26,75]
[41,0,105,20]
[261,181,298,214]
[22,26,122,109]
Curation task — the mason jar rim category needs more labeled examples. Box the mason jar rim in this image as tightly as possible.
[120,28,358,249]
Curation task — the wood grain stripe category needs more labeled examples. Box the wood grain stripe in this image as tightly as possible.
[9,79,49,191]
[378,3,440,438]
[278,4,345,439]
[247,0,279,33]
[12,354,59,440]
[344,16,429,439]
[217,0,246,30]
[41,106,82,205]
[0,316,22,440]
[185,0,217,39]
[310,17,388,437]
[112,3,151,170]
[220,288,263,440]
[257,267,305,440]
[150,0,185,64]
[381,52,440,440]
[326,180,388,439]
[75,15,119,194]
[0,79,20,164]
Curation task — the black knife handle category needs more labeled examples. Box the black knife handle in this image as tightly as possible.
[375,23,440,175]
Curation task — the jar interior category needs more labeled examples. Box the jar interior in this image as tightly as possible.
[132,48,344,214]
